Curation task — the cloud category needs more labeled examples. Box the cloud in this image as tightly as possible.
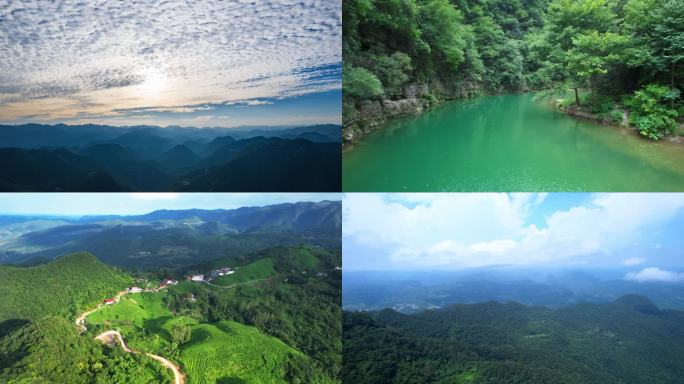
[625,267,684,283]
[343,193,684,270]
[0,0,341,123]
[623,257,646,266]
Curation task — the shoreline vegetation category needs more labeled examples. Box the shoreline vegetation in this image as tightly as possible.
[343,0,682,147]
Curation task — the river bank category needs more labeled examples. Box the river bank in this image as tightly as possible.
[559,103,684,146]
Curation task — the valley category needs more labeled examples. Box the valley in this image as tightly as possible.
[0,201,342,383]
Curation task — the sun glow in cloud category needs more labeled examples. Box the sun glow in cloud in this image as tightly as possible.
[138,68,171,101]
[0,0,342,127]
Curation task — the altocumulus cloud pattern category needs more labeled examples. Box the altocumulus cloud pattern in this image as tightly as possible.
[0,0,341,125]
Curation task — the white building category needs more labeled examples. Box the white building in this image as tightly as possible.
[190,274,204,282]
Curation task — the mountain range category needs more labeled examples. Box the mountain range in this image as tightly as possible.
[344,269,684,312]
[0,200,341,269]
[0,123,341,191]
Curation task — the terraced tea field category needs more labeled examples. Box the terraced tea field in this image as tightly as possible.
[88,292,172,328]
[87,279,305,383]
[179,321,299,384]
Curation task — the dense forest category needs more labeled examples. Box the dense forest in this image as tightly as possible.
[343,0,683,142]
[343,295,684,383]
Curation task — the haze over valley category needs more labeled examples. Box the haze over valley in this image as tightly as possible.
[342,193,684,383]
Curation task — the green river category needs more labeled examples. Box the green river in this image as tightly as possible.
[343,93,684,191]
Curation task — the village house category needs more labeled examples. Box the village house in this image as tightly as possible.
[186,274,204,282]
[210,267,234,278]
[103,298,116,305]
[127,287,143,293]
[164,279,178,286]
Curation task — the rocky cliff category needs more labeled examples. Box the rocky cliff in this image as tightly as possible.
[343,79,480,145]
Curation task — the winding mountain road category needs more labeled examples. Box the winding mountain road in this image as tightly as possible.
[76,287,185,384]
[96,330,185,384]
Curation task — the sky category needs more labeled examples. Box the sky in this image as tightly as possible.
[0,193,341,216]
[343,193,684,282]
[0,0,341,127]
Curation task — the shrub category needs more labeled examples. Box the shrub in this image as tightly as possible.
[590,95,615,114]
[371,52,412,96]
[608,109,625,125]
[625,84,680,140]
[343,66,384,98]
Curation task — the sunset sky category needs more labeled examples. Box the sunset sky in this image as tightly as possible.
[0,0,341,127]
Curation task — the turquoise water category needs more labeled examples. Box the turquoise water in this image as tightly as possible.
[343,94,684,191]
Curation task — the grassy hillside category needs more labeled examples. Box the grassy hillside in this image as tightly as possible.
[213,258,275,286]
[88,293,171,327]
[0,252,132,321]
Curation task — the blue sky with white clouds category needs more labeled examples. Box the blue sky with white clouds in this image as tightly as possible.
[343,193,684,282]
[0,193,341,216]
[0,0,341,127]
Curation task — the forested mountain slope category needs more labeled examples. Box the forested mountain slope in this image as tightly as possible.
[0,252,132,322]
[344,296,684,383]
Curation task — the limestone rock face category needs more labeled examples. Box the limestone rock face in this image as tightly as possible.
[382,98,426,117]
[358,100,384,122]
[403,82,429,99]
[343,77,482,145]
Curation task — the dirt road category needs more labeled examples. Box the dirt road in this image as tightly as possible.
[95,330,185,384]
[76,286,185,384]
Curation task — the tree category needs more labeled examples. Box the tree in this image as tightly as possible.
[170,324,191,345]
[625,0,683,102]
[343,67,384,98]
[546,0,617,50]
[647,0,684,104]
[541,0,622,106]
[371,52,413,96]
[566,31,630,103]
[418,0,469,70]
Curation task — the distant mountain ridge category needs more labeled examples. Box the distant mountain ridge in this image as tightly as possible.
[0,201,341,269]
[0,123,341,148]
[343,269,684,312]
[0,123,341,191]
